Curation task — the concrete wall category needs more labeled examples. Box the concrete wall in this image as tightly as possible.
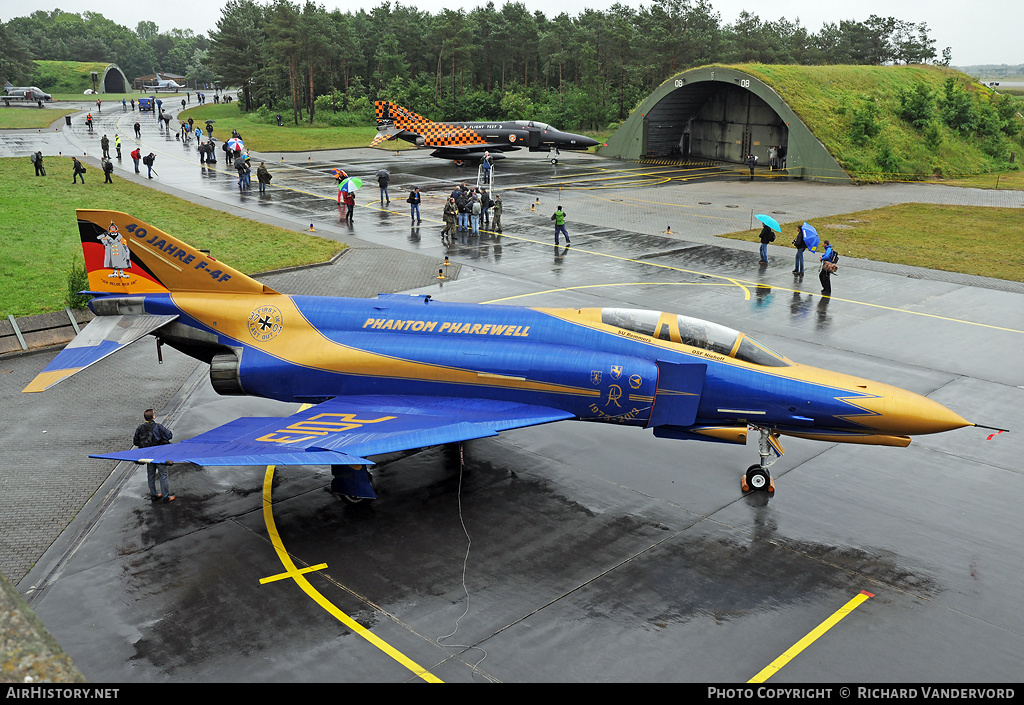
[600,66,850,183]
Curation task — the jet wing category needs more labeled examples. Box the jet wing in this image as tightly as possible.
[22,314,178,392]
[430,144,518,157]
[90,395,576,467]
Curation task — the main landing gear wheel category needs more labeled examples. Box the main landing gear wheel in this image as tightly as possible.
[330,466,378,505]
[550,157,559,164]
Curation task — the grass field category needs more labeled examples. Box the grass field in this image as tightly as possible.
[179,103,402,153]
[0,107,77,130]
[718,203,1024,282]
[0,157,343,318]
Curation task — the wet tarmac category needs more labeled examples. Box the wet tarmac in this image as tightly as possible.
[4,100,1024,683]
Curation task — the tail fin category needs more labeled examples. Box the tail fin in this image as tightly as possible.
[77,209,277,295]
[371,101,434,148]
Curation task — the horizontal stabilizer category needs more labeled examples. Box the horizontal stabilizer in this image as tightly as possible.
[369,126,400,147]
[22,314,177,392]
[91,395,575,468]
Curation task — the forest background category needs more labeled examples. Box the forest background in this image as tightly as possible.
[1,0,955,132]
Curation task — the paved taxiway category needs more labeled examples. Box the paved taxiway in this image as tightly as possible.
[2,101,1023,682]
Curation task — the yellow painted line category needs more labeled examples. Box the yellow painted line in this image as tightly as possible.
[748,590,874,684]
[482,281,742,304]
[259,563,328,585]
[261,463,443,683]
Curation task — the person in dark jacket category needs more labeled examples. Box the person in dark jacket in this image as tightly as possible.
[257,162,271,193]
[757,223,774,263]
[133,408,175,502]
[408,186,421,222]
[72,157,86,184]
[792,225,806,275]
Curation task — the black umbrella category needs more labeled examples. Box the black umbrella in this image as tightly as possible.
[375,169,390,179]
[205,119,215,124]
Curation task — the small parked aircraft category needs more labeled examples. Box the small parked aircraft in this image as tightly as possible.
[24,210,987,501]
[3,81,52,101]
[371,101,598,164]
[144,77,185,92]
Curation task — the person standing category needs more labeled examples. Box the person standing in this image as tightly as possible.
[747,153,757,180]
[456,189,469,232]
[144,152,156,179]
[257,161,271,193]
[114,134,122,160]
[130,147,141,174]
[32,151,44,176]
[551,205,570,246]
[757,223,775,264]
[133,408,175,503]
[342,189,355,223]
[471,194,481,235]
[408,186,421,223]
[72,157,86,184]
[792,225,806,275]
[100,134,110,159]
[819,239,837,297]
[442,196,457,240]
[134,121,141,139]
[378,170,390,204]
[492,195,502,233]
[102,157,114,183]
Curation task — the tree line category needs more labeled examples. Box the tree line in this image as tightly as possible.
[1,1,946,131]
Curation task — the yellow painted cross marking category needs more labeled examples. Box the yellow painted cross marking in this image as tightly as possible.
[259,564,328,585]
[261,463,443,683]
[748,590,874,683]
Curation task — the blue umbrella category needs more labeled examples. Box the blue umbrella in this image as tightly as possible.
[755,214,781,232]
[800,222,819,251]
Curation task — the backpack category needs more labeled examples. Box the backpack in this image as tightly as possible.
[30,153,37,164]
[143,155,154,166]
[134,422,156,448]
[828,249,839,264]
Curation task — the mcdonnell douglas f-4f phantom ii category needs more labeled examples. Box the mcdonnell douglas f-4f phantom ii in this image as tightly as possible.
[370,100,599,165]
[3,81,52,102]
[144,77,185,92]
[24,210,988,500]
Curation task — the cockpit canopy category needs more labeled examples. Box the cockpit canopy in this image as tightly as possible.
[511,120,556,131]
[600,308,790,367]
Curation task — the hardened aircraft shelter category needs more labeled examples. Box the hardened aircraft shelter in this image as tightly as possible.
[599,65,850,182]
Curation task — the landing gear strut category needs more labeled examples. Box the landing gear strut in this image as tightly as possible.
[741,427,780,493]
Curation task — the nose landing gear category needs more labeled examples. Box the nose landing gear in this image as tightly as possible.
[741,427,781,494]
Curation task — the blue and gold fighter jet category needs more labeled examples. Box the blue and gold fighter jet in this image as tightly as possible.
[24,210,982,499]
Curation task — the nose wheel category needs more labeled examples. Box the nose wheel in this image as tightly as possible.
[742,427,780,493]
[742,464,775,493]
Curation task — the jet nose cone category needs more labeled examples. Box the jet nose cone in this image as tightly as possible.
[578,135,599,148]
[879,388,971,436]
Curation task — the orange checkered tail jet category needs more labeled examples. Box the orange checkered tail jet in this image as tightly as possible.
[372,100,599,165]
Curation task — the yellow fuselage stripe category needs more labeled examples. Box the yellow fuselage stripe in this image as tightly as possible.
[261,464,443,683]
[747,590,873,683]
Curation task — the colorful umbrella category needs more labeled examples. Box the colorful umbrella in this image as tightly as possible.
[226,137,244,152]
[339,177,362,193]
[800,222,819,252]
[755,214,781,232]
[331,168,348,181]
